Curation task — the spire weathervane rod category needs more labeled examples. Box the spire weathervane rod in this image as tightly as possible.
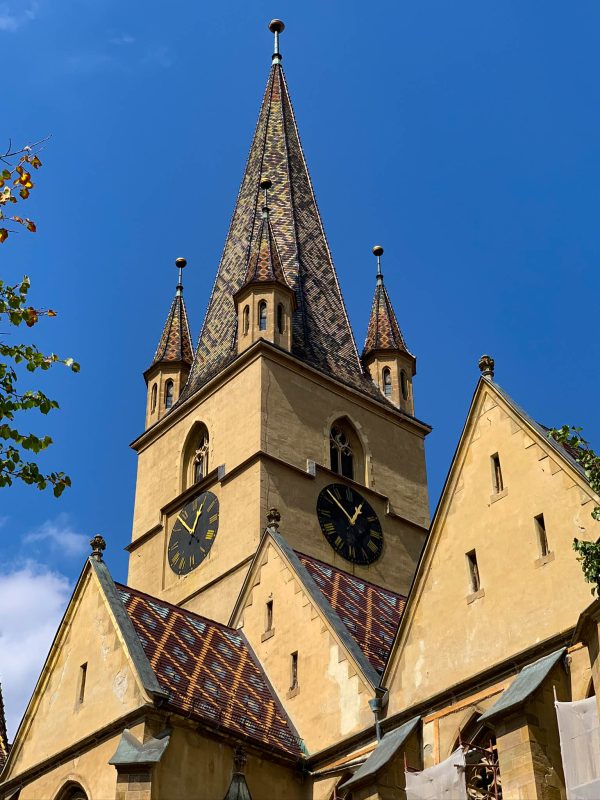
[269,19,285,65]
[372,245,384,285]
[175,257,187,296]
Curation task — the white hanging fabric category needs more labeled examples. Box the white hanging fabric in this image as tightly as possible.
[556,697,600,800]
[405,748,467,800]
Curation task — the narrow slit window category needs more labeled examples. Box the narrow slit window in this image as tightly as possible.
[242,305,250,335]
[400,370,408,400]
[277,303,284,334]
[491,453,504,493]
[150,383,157,413]
[382,368,392,398]
[165,380,174,409]
[258,301,267,331]
[78,662,88,704]
[466,550,480,593]
[265,599,273,632]
[535,514,549,557]
[290,651,298,690]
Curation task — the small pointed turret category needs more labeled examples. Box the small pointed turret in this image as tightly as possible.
[144,258,194,428]
[234,179,296,354]
[362,246,416,414]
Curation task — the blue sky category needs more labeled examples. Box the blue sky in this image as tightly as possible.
[1,0,599,735]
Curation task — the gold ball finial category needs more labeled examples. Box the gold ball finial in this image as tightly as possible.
[260,178,272,191]
[372,245,384,257]
[269,19,285,33]
[175,257,187,269]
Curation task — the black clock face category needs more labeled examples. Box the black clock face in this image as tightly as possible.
[168,491,220,575]
[316,483,383,565]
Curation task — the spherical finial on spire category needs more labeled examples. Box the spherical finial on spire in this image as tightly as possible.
[372,245,384,257]
[175,257,187,269]
[269,19,285,63]
[372,245,384,283]
[479,354,495,380]
[260,178,272,191]
[268,19,285,33]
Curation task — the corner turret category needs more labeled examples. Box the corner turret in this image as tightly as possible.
[362,246,416,414]
[144,258,194,428]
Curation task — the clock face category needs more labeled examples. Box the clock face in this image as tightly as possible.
[168,491,220,576]
[316,483,383,565]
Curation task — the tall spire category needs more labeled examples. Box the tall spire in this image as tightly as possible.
[148,258,194,372]
[363,246,412,358]
[182,21,378,402]
[239,179,290,289]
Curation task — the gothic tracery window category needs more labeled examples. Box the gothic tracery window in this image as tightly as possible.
[330,424,354,480]
[193,429,209,483]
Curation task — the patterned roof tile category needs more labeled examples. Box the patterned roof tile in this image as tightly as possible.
[363,280,412,359]
[149,288,193,371]
[241,211,289,289]
[117,584,302,758]
[182,63,382,402]
[295,553,406,673]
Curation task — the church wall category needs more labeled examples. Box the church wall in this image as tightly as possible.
[386,386,598,715]
[263,460,425,596]
[6,573,147,780]
[154,724,308,800]
[236,541,374,753]
[261,356,429,529]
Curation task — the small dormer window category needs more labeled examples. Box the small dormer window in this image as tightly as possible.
[151,383,157,412]
[382,368,392,398]
[277,303,284,334]
[165,380,174,409]
[258,301,267,331]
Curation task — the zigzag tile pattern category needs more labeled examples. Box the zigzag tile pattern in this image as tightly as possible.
[117,584,301,757]
[363,282,411,357]
[296,553,406,674]
[182,64,380,401]
[151,292,193,367]
[242,214,288,286]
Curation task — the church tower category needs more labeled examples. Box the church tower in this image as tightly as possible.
[127,21,431,622]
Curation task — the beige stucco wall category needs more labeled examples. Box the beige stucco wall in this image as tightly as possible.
[4,571,147,781]
[236,541,374,753]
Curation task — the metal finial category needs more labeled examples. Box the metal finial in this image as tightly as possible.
[233,747,247,775]
[175,257,187,296]
[269,19,285,64]
[267,507,281,530]
[260,178,272,219]
[90,534,106,562]
[372,245,384,285]
[478,354,495,380]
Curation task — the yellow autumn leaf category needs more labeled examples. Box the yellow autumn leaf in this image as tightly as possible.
[0,228,8,243]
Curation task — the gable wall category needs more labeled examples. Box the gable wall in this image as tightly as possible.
[237,542,374,752]
[5,572,147,779]
[386,386,598,714]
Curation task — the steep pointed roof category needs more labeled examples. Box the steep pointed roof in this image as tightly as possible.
[239,199,290,291]
[0,683,9,770]
[148,272,193,373]
[182,45,375,400]
[363,277,412,359]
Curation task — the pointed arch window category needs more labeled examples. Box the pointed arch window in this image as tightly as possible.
[258,301,267,331]
[382,368,392,398]
[277,303,284,334]
[151,383,158,412]
[242,304,250,335]
[400,370,409,400]
[165,380,174,409]
[330,425,354,480]
[193,428,210,483]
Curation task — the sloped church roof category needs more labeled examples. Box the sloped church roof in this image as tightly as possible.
[181,48,377,401]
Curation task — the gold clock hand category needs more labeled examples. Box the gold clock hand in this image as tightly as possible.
[326,490,353,524]
[191,500,206,533]
[349,503,364,526]
[177,515,194,534]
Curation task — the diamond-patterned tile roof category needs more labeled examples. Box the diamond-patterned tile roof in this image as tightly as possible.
[149,288,193,370]
[363,280,411,358]
[296,553,406,674]
[241,211,289,289]
[117,584,301,758]
[182,62,382,402]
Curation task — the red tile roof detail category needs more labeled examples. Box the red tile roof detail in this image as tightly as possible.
[362,281,411,358]
[117,584,301,758]
[296,553,406,674]
[149,290,193,370]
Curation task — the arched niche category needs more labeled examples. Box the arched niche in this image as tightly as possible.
[327,416,366,485]
[181,421,210,492]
